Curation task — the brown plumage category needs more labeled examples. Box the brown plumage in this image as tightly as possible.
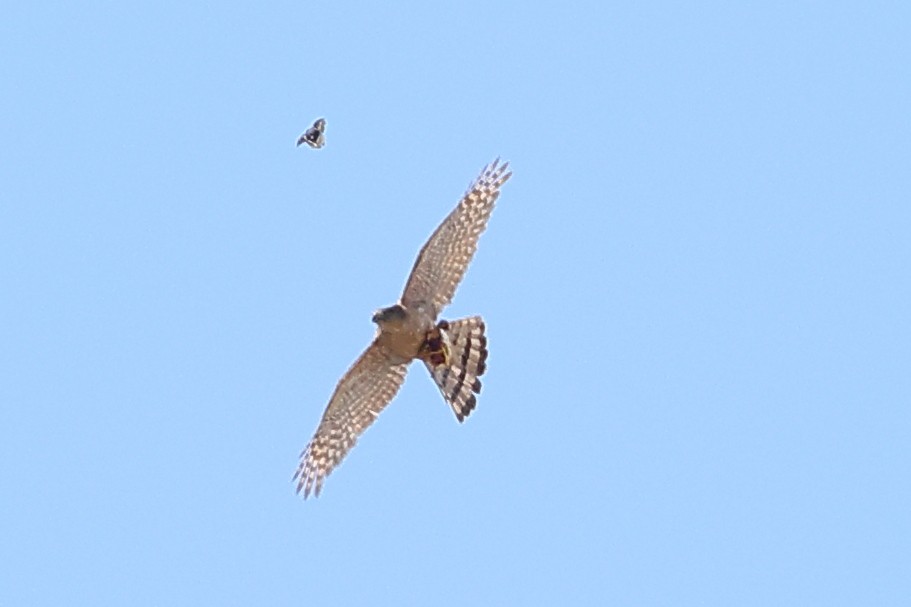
[293,159,511,498]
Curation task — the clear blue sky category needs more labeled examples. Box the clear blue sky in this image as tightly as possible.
[2,2,909,605]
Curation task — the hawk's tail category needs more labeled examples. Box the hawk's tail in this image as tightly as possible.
[421,316,488,422]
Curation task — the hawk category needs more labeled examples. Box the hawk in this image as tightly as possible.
[296,118,326,149]
[294,159,512,498]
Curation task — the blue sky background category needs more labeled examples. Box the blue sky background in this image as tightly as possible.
[2,2,909,605]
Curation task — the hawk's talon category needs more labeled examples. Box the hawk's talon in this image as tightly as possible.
[421,328,451,367]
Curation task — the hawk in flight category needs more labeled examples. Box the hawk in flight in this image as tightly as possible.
[294,159,512,498]
[297,118,326,149]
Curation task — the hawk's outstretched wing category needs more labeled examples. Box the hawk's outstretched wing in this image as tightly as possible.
[294,340,408,498]
[401,159,511,318]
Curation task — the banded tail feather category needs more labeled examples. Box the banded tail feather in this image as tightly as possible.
[421,316,488,422]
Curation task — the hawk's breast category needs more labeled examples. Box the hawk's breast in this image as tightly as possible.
[376,306,434,361]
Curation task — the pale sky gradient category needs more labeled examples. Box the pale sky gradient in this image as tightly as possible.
[2,2,909,605]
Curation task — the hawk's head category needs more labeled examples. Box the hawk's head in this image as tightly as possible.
[372,304,407,325]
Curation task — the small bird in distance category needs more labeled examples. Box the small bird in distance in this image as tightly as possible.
[297,118,326,149]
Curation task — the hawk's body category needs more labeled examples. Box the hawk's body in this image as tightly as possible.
[294,159,511,498]
[373,303,435,363]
